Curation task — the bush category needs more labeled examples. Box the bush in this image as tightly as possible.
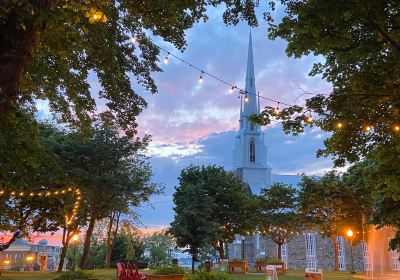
[185,271,233,280]
[55,270,95,280]
[255,257,283,264]
[154,264,185,275]
[229,259,247,263]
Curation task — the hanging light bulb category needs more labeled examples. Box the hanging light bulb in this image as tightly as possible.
[274,103,280,115]
[306,115,313,123]
[394,125,400,132]
[229,86,235,93]
[336,122,343,129]
[244,95,249,103]
[364,125,372,132]
[131,36,136,43]
[163,54,169,64]
[198,72,203,83]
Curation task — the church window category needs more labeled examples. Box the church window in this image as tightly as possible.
[362,241,371,271]
[305,234,317,270]
[336,236,346,270]
[249,139,255,162]
[280,243,288,269]
[389,244,400,270]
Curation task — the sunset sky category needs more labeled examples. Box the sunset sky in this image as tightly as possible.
[32,6,339,244]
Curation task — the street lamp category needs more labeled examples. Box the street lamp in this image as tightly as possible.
[346,229,356,274]
[71,234,79,270]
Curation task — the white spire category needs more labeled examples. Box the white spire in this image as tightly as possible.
[243,31,258,117]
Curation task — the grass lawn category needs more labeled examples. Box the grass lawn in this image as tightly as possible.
[0,269,364,280]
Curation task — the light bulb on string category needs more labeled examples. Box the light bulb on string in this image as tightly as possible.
[305,115,313,123]
[336,122,343,129]
[274,102,280,115]
[198,72,203,83]
[131,36,137,43]
[163,53,169,64]
[394,125,400,132]
[229,86,235,93]
[244,95,249,103]
[364,125,372,132]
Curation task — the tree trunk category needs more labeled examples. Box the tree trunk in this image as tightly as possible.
[277,242,282,260]
[0,230,20,251]
[57,244,68,272]
[0,0,57,116]
[79,211,97,269]
[331,235,340,271]
[57,227,75,272]
[105,211,121,268]
[191,256,195,274]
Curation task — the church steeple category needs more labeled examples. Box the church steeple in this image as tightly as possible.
[240,31,259,131]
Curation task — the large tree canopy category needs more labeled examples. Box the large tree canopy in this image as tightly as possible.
[0,0,259,135]
[251,0,400,166]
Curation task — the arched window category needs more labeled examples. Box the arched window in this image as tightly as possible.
[249,139,255,162]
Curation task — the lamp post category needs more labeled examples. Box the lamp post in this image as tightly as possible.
[241,236,245,260]
[346,229,356,274]
[71,234,79,270]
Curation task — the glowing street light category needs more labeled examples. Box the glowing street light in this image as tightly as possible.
[71,234,79,270]
[26,256,34,261]
[346,229,356,274]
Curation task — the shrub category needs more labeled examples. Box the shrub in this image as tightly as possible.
[154,264,185,275]
[185,271,233,280]
[255,257,283,264]
[55,270,95,280]
[229,259,247,263]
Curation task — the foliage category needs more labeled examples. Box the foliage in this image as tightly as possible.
[255,257,283,264]
[144,231,175,267]
[229,259,247,263]
[258,183,304,259]
[169,181,218,272]
[299,171,368,270]
[0,1,259,135]
[55,269,95,280]
[184,271,232,280]
[153,264,185,275]
[172,165,258,259]
[250,0,400,166]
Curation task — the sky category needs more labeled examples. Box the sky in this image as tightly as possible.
[30,6,340,244]
[132,8,335,230]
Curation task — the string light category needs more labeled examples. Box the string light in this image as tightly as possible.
[163,53,169,64]
[0,187,81,226]
[364,125,372,132]
[153,40,400,133]
[131,36,137,43]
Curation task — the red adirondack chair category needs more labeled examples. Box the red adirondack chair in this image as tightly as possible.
[117,262,148,280]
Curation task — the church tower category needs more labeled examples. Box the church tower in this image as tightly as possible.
[233,31,271,194]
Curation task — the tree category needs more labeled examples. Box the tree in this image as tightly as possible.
[44,120,161,268]
[144,231,175,267]
[169,182,217,273]
[176,165,258,259]
[0,1,258,134]
[299,172,364,271]
[258,183,304,261]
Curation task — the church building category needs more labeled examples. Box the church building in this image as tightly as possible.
[227,32,379,272]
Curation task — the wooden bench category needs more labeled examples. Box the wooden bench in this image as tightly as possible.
[228,262,248,274]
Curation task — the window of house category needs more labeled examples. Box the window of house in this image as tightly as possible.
[249,139,255,162]
[305,234,317,270]
[390,248,400,270]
